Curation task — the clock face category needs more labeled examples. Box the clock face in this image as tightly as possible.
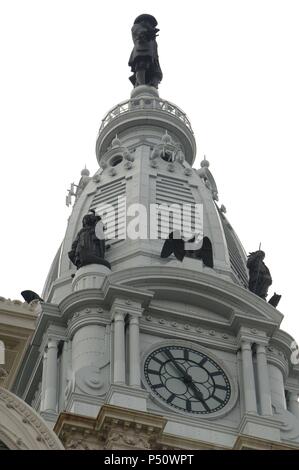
[144,345,231,415]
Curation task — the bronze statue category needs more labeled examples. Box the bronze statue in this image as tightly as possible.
[268,292,282,308]
[161,231,214,268]
[68,210,111,269]
[128,14,163,88]
[21,290,44,303]
[247,250,272,299]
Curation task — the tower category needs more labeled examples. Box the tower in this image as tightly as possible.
[11,15,299,450]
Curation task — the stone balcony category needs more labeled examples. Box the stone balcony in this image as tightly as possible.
[99,96,193,134]
[96,86,196,165]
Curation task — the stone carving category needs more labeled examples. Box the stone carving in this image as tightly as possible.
[68,210,111,269]
[167,163,175,172]
[124,161,133,170]
[129,14,162,88]
[65,438,91,450]
[247,250,272,299]
[0,387,64,449]
[150,132,186,168]
[75,365,108,396]
[66,168,91,207]
[105,430,150,449]
[197,157,219,201]
[272,404,299,441]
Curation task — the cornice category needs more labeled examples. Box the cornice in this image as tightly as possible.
[140,315,238,353]
[0,296,37,314]
[107,266,283,326]
[238,413,283,434]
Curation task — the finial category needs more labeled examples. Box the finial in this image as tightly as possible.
[201,155,210,168]
[128,14,163,89]
[81,165,90,176]
[112,134,121,148]
[161,130,172,145]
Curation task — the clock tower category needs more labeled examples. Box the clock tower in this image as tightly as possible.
[11,15,299,450]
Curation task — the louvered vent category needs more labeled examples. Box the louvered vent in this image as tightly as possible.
[156,175,199,239]
[90,178,126,245]
[219,211,248,287]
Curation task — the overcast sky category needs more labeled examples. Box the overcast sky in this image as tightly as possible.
[0,1,298,342]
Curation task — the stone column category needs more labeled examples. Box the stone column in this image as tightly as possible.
[40,351,47,411]
[269,363,287,409]
[129,315,140,387]
[241,340,257,413]
[288,392,299,419]
[72,325,105,372]
[113,312,126,384]
[43,339,58,413]
[256,343,272,415]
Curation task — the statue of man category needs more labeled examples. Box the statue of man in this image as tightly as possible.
[247,250,272,299]
[68,210,110,269]
[128,14,163,88]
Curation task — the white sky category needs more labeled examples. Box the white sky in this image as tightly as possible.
[0,1,298,341]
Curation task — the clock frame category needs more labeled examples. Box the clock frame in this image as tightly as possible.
[142,340,237,418]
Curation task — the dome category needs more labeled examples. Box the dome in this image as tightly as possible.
[200,156,210,168]
[81,167,90,176]
[42,87,249,303]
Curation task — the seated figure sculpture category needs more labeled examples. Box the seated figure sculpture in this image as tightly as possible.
[247,250,272,299]
[68,210,111,270]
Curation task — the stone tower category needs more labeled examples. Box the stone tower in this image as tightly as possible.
[11,17,299,450]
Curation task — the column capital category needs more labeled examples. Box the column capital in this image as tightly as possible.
[129,315,140,325]
[111,297,144,320]
[237,326,268,348]
[256,343,268,354]
[113,311,126,322]
[47,338,59,349]
[239,338,252,350]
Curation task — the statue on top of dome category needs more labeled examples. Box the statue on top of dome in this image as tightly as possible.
[68,210,111,270]
[247,250,272,299]
[128,14,163,88]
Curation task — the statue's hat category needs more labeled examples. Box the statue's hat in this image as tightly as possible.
[134,14,158,28]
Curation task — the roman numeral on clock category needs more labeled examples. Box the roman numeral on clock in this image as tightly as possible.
[166,393,176,403]
[210,371,222,377]
[186,399,192,411]
[147,369,160,375]
[151,356,164,366]
[214,384,227,391]
[151,383,164,390]
[212,395,224,404]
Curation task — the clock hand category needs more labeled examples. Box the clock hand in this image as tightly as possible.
[187,381,204,401]
[164,350,190,379]
[164,350,204,401]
